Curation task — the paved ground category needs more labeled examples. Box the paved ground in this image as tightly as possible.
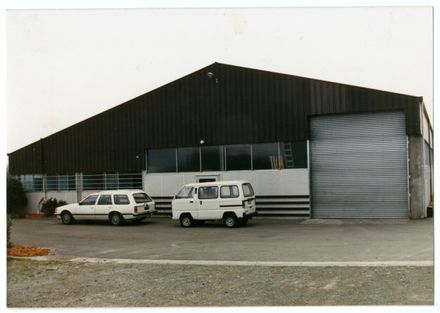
[10,217,433,262]
[8,217,434,307]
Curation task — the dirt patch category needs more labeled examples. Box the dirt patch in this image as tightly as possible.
[26,213,50,219]
[7,245,50,257]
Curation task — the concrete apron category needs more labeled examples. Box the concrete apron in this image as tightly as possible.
[10,256,433,267]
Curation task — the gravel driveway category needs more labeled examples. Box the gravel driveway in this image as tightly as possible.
[8,259,433,307]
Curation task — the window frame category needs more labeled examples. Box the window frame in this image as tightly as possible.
[97,194,113,205]
[80,195,99,206]
[113,194,131,205]
[220,185,240,199]
[198,186,219,200]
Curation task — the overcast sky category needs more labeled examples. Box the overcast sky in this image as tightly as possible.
[6,6,433,153]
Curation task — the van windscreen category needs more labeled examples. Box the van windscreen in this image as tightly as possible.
[175,186,195,199]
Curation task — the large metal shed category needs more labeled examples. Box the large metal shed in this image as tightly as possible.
[8,63,433,218]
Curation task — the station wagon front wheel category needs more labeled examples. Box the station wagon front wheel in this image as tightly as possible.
[61,211,74,225]
[180,214,193,227]
[109,212,124,226]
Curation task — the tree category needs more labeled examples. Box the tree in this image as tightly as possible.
[7,175,28,217]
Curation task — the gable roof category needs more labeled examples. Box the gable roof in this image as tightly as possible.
[8,62,423,174]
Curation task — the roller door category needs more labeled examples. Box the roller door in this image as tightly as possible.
[310,111,408,218]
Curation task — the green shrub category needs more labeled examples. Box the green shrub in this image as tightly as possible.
[40,198,67,216]
[7,214,12,248]
[7,175,27,218]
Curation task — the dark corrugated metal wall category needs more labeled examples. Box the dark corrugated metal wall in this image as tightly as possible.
[8,63,422,174]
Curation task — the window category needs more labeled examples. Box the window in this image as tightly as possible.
[198,186,218,199]
[106,174,118,190]
[201,146,225,171]
[80,195,98,205]
[98,195,112,205]
[114,194,130,205]
[147,148,176,173]
[177,147,200,172]
[242,183,254,197]
[59,175,76,191]
[425,142,431,166]
[133,193,152,203]
[46,175,58,191]
[118,173,142,189]
[220,185,239,198]
[280,141,307,169]
[175,186,195,199]
[19,174,44,192]
[32,175,44,192]
[252,143,279,169]
[226,144,251,170]
[83,173,105,190]
[46,174,75,191]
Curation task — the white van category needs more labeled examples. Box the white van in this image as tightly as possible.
[171,180,257,228]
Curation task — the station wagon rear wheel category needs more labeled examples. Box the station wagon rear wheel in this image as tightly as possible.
[223,214,238,228]
[109,212,124,226]
[61,211,74,225]
[180,214,193,227]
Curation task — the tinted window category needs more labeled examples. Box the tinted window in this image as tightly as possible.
[198,186,218,199]
[83,173,105,190]
[175,186,195,199]
[133,193,152,203]
[220,185,239,198]
[147,148,176,173]
[114,194,130,205]
[80,195,98,205]
[201,146,225,171]
[59,175,76,191]
[98,195,113,205]
[118,173,143,189]
[252,143,279,170]
[106,174,118,190]
[46,175,58,191]
[226,144,251,170]
[280,141,307,169]
[177,147,200,172]
[242,183,254,197]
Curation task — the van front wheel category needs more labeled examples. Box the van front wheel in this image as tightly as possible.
[180,214,193,227]
[223,214,238,228]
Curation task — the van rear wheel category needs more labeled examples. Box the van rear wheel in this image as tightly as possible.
[180,214,193,227]
[223,214,238,228]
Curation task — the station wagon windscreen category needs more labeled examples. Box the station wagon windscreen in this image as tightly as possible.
[133,193,152,203]
[175,186,194,199]
[242,183,254,197]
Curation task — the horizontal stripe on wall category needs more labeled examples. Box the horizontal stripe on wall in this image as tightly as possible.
[151,195,310,218]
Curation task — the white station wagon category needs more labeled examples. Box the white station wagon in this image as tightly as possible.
[55,190,156,226]
[172,180,257,228]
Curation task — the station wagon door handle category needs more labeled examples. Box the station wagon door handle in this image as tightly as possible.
[199,201,202,205]
[189,201,193,203]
